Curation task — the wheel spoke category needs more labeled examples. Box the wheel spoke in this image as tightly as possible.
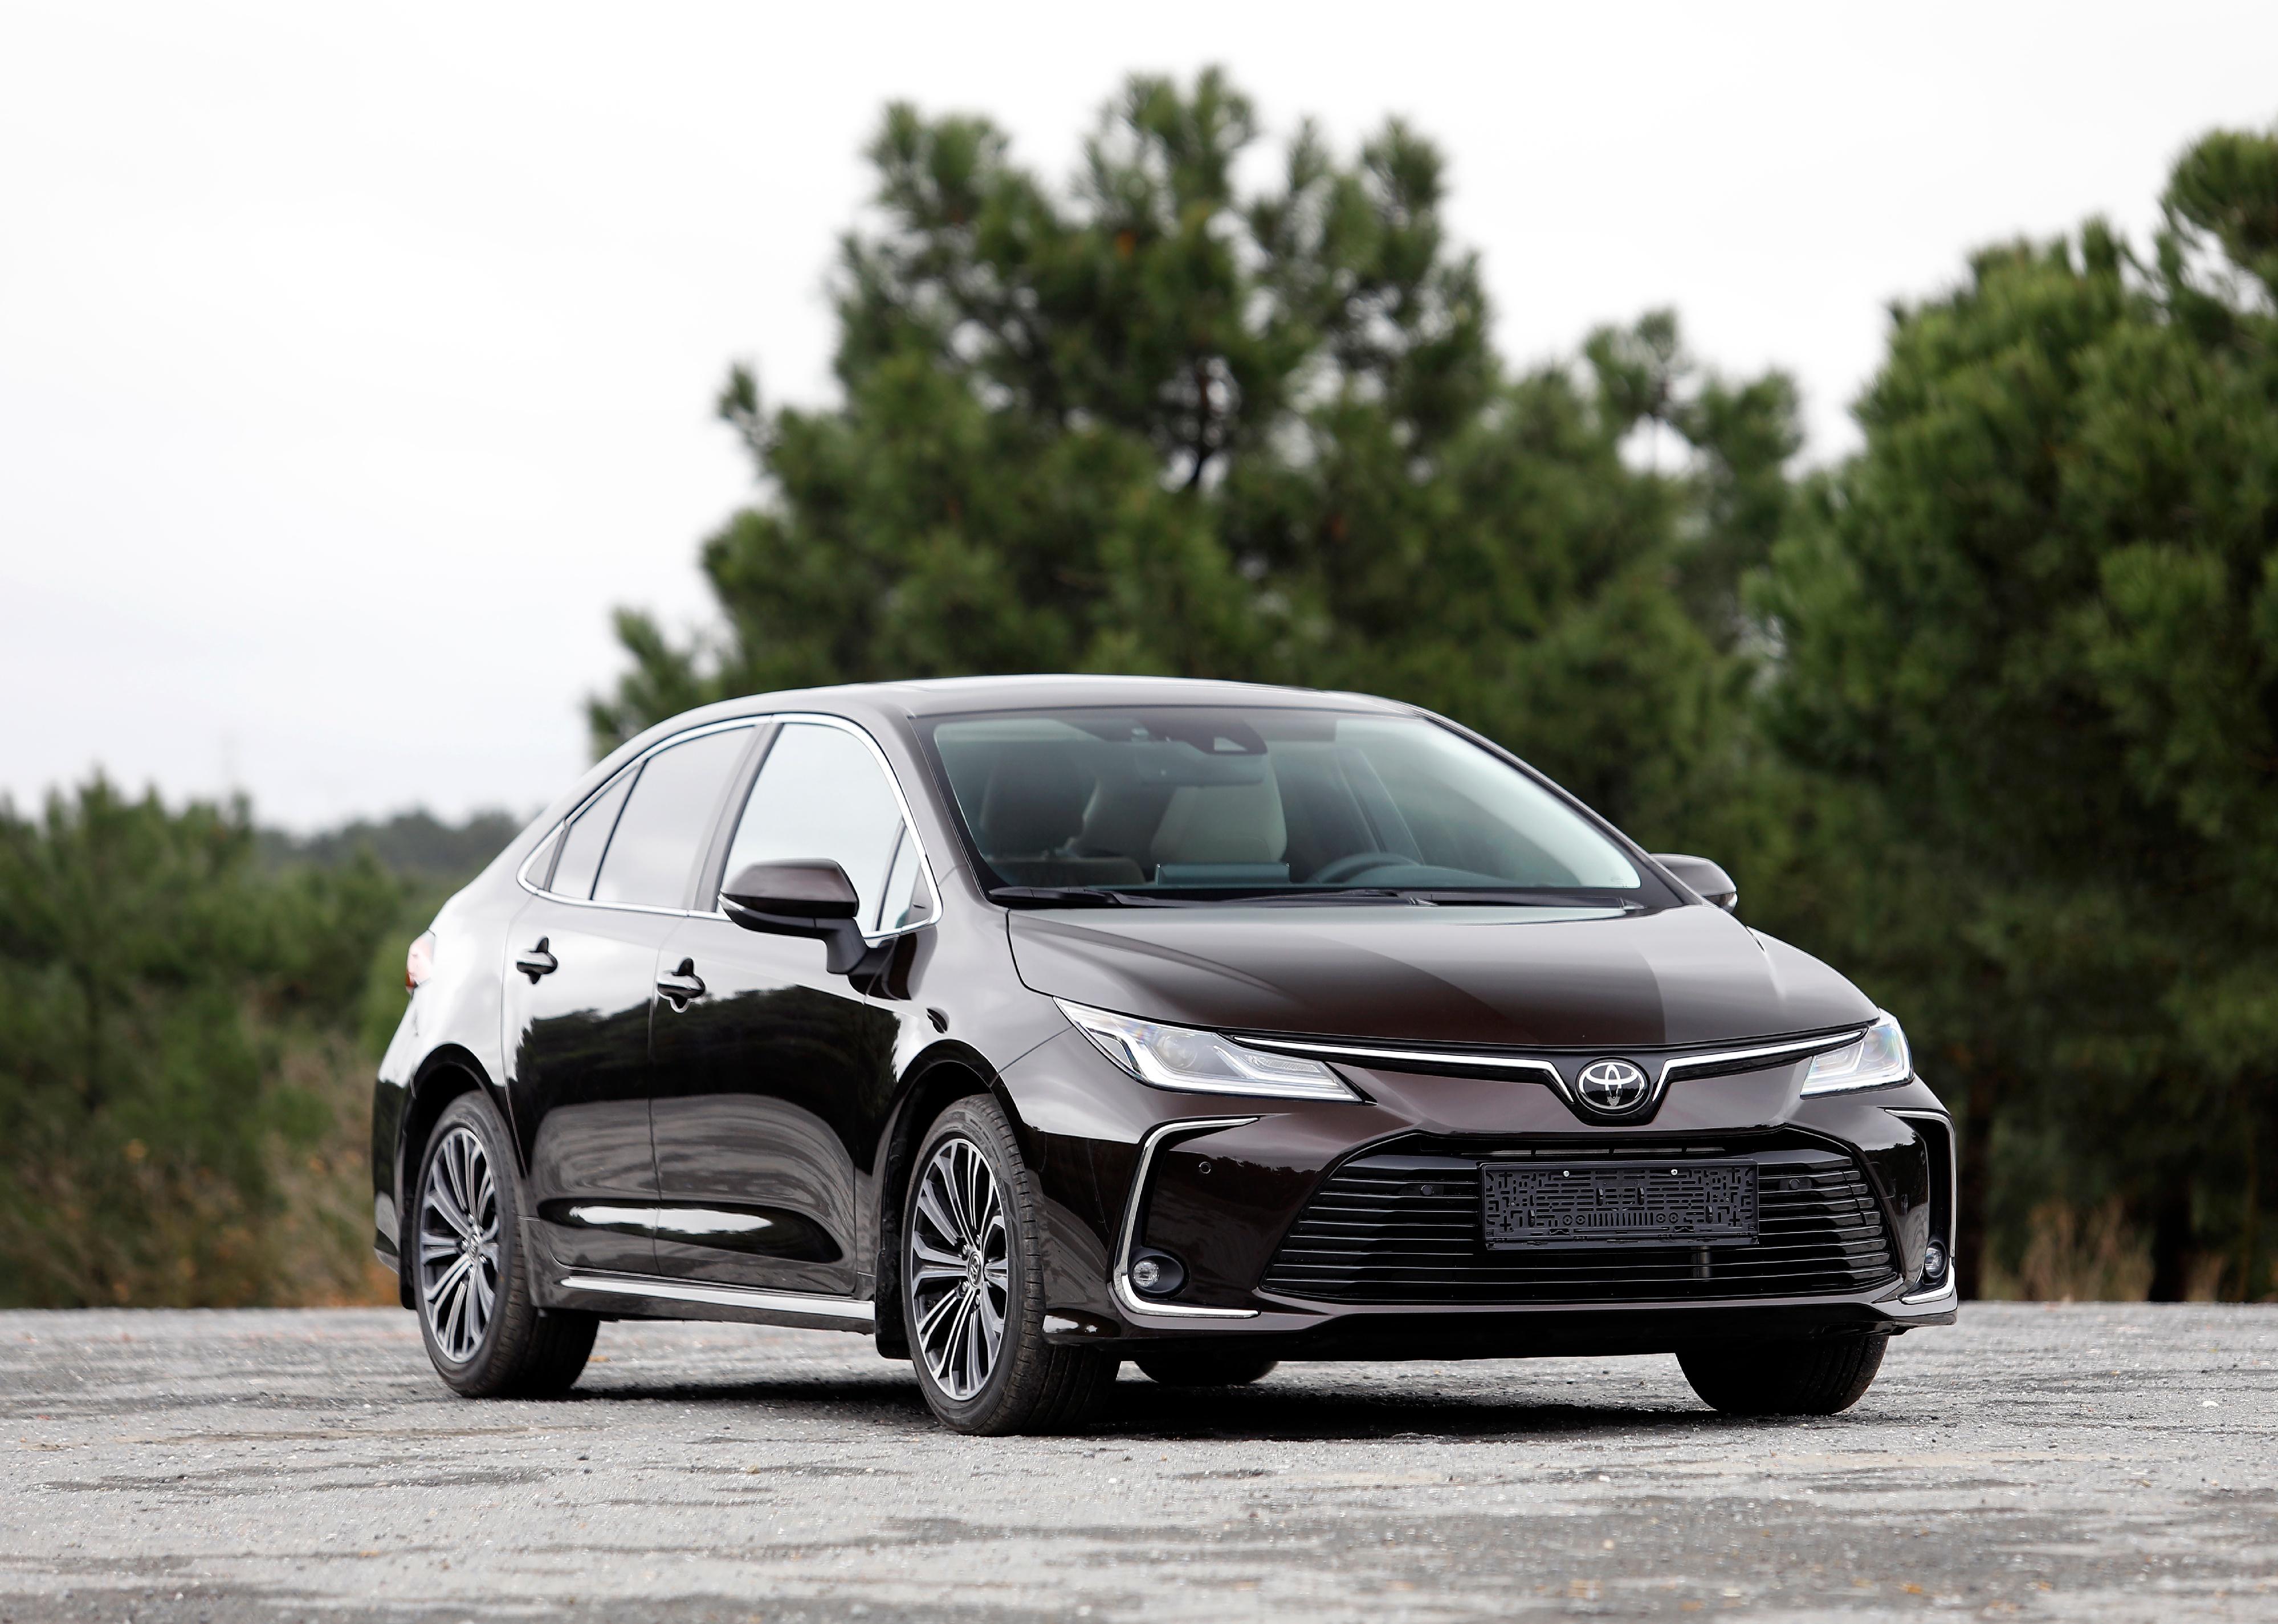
[426,1177,470,1238]
[443,1134,472,1224]
[915,1178,963,1251]
[937,1153,973,1244]
[947,1288,980,1395]
[915,1283,962,1370]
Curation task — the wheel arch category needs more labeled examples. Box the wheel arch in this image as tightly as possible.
[872,1041,1030,1359]
[394,1048,496,1310]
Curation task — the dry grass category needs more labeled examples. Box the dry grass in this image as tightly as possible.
[1976,1199,2242,1303]
[269,1035,398,1307]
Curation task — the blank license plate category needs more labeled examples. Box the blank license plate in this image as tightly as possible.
[1481,1162,1758,1250]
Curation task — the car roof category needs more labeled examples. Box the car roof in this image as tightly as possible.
[720,673,1415,720]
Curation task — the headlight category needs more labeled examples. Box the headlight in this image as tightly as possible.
[1800,1010,1912,1095]
[1054,999,1359,1102]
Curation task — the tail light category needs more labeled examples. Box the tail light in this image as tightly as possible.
[405,931,437,993]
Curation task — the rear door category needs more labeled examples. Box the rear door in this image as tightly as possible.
[502,723,756,1279]
[648,719,928,1296]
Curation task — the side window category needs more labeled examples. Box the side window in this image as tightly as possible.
[590,727,753,909]
[547,769,635,900]
[520,825,562,891]
[721,723,930,935]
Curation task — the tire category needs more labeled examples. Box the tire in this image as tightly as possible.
[903,1096,1114,1435]
[1677,1332,1888,1416]
[412,1091,597,1398]
[1135,1350,1281,1388]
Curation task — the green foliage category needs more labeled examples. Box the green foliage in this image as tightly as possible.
[259,809,525,888]
[1757,129,2278,1298]
[590,70,1796,845]
[0,781,409,1305]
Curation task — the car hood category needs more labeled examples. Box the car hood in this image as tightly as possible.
[1006,903,1873,1050]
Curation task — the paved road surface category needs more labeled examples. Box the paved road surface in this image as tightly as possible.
[1,1304,2272,1622]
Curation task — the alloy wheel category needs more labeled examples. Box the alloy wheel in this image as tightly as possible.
[909,1135,1009,1401]
[419,1124,501,1364]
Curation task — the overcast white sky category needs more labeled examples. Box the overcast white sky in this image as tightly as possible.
[5,3,2274,830]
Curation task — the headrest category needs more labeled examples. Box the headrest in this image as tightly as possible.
[978,747,1090,858]
[1150,776,1287,867]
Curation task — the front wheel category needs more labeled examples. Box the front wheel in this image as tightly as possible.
[1677,1332,1887,1416]
[413,1091,596,1398]
[903,1096,1114,1434]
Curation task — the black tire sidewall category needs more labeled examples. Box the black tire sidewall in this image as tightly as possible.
[902,1099,1038,1431]
[414,1092,525,1393]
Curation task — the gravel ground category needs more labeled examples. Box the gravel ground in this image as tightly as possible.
[0,1304,2272,1622]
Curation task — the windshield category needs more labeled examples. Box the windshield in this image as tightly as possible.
[923,707,1657,903]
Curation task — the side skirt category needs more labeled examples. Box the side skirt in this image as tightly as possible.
[551,1269,875,1336]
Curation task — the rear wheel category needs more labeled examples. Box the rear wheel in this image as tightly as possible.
[903,1096,1114,1434]
[413,1092,596,1398]
[1677,1333,1887,1416]
[1134,1350,1280,1388]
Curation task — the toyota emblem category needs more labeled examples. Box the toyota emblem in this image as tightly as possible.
[1576,1058,1650,1115]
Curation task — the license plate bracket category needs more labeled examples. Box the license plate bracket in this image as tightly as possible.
[1480,1161,1759,1250]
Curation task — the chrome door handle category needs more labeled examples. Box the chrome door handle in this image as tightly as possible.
[515,938,558,982]
[656,957,706,1007]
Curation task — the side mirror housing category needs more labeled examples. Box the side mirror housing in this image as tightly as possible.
[1652,852,1738,913]
[722,860,869,973]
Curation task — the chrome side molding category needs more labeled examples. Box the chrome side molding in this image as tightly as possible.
[557,1270,874,1327]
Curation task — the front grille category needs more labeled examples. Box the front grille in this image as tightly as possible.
[1262,1137,1897,1304]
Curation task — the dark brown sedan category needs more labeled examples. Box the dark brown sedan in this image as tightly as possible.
[373,676,1955,1434]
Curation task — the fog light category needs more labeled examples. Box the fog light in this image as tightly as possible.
[1922,1239,1948,1282]
[1129,1251,1186,1297]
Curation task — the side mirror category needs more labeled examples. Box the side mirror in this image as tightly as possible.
[722,860,869,973]
[1652,853,1738,913]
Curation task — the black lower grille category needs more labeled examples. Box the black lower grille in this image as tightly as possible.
[1262,1138,1897,1304]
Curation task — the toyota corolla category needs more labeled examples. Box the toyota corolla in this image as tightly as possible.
[373,676,1955,1434]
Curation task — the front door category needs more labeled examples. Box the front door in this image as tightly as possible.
[648,720,925,1296]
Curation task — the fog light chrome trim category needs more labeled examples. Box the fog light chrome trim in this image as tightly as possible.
[1113,1117,1260,1321]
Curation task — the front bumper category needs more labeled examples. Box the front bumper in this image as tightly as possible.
[1000,1030,1958,1355]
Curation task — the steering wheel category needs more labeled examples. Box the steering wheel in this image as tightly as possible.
[1308,851,1412,885]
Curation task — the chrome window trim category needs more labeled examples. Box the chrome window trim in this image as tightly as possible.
[514,712,942,941]
[516,717,763,913]
[1112,1116,1261,1321]
[557,1269,874,1326]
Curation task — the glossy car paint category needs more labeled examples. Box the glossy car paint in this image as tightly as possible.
[372,675,1957,1366]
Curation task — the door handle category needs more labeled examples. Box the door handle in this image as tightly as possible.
[656,957,706,1007]
[515,938,558,982]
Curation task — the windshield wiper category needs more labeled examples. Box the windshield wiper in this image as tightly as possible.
[1410,890,1647,910]
[985,886,1189,909]
[1249,888,1647,909]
